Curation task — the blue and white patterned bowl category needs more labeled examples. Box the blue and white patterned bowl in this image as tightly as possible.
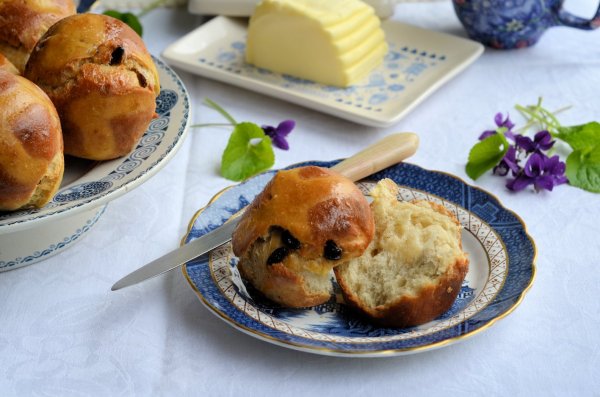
[183,161,536,357]
[0,57,190,271]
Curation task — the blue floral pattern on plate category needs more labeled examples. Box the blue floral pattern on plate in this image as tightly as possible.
[202,40,446,114]
[183,161,535,356]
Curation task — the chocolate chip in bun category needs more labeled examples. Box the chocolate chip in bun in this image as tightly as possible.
[0,0,76,73]
[24,13,160,161]
[232,166,375,308]
[0,53,18,75]
[0,68,64,211]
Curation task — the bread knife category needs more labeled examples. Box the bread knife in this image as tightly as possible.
[111,132,419,291]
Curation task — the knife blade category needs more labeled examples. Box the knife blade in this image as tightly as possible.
[111,132,419,291]
[111,218,240,291]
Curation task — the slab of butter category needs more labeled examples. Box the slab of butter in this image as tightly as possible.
[245,0,388,87]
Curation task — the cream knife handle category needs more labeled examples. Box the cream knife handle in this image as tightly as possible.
[331,133,419,182]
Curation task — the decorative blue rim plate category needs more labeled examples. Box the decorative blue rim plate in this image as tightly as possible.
[182,161,536,357]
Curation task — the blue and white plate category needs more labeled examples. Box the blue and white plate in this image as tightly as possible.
[183,161,536,357]
[0,57,190,270]
[162,16,483,127]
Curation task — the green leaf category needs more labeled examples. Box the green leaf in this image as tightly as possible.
[221,122,274,181]
[556,122,600,151]
[103,10,143,36]
[465,132,509,180]
[565,144,600,193]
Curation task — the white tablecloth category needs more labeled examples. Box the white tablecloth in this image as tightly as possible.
[2,2,599,395]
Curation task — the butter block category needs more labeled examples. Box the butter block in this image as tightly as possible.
[245,0,388,87]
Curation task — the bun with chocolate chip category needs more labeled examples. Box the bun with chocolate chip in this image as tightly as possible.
[232,166,375,307]
[24,13,160,160]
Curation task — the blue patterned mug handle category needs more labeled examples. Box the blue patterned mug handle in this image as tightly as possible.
[555,3,600,29]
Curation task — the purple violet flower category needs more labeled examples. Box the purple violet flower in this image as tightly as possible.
[479,112,517,141]
[506,152,568,192]
[495,112,515,130]
[544,154,569,186]
[493,146,520,176]
[262,120,295,150]
[514,130,555,153]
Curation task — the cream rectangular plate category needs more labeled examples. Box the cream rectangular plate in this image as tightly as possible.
[162,16,483,127]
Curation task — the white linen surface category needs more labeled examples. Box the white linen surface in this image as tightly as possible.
[1,2,599,396]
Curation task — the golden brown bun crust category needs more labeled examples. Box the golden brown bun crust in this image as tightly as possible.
[232,166,375,261]
[237,258,332,308]
[0,69,64,211]
[335,252,469,328]
[0,0,76,73]
[0,53,18,74]
[24,13,160,160]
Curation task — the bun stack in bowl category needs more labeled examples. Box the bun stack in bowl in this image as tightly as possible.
[1,10,161,212]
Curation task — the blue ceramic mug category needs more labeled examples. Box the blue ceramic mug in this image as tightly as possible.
[452,0,600,49]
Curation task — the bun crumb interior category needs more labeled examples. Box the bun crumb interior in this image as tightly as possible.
[334,179,469,328]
